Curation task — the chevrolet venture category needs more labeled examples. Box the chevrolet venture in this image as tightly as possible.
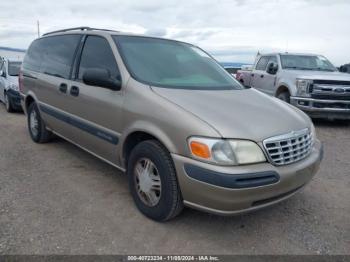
[20,27,323,221]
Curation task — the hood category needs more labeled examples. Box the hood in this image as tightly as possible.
[283,70,350,81]
[151,87,311,142]
[6,75,19,86]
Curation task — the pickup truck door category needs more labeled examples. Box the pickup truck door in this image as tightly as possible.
[251,56,277,96]
[250,56,269,92]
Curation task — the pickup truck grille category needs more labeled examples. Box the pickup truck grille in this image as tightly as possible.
[311,80,350,100]
[263,128,312,166]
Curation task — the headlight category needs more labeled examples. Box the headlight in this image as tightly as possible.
[8,84,19,91]
[188,137,266,165]
[296,79,312,97]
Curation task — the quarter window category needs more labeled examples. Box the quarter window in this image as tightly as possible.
[23,39,43,72]
[78,36,120,80]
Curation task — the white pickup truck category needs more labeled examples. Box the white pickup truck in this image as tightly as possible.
[236,53,350,120]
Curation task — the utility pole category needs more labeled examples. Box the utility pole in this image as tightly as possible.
[37,20,40,38]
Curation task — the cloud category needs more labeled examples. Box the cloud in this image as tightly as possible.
[0,0,349,65]
[144,28,167,37]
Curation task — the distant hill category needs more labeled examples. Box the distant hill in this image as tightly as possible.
[0,46,26,53]
[220,62,252,68]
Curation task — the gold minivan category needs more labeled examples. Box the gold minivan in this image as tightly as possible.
[20,27,323,221]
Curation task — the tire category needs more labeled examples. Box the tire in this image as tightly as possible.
[4,92,14,113]
[27,102,52,143]
[127,140,184,221]
[277,91,291,103]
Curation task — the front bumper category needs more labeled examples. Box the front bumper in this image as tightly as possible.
[172,140,323,215]
[7,89,23,110]
[291,96,350,120]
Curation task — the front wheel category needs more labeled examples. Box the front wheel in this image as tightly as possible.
[27,102,52,143]
[277,91,291,103]
[127,140,184,221]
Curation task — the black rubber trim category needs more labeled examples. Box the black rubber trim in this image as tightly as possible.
[184,164,279,189]
[6,89,22,107]
[39,104,119,145]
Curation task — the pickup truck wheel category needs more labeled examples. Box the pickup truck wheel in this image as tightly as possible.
[4,92,14,113]
[277,91,291,103]
[127,140,184,221]
[27,102,52,143]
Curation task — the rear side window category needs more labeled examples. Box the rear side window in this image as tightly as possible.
[78,36,120,80]
[23,39,44,72]
[41,35,81,79]
[23,35,81,79]
[255,56,269,70]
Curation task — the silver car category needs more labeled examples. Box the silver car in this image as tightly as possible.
[0,57,22,112]
[20,27,323,221]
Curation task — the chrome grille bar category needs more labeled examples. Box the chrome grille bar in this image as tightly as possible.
[263,128,313,166]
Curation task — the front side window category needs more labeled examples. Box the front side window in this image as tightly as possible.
[113,36,242,90]
[280,55,336,72]
[78,36,120,80]
[8,62,21,76]
[41,35,81,79]
[255,56,270,70]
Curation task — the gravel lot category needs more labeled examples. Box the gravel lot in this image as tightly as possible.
[0,105,349,255]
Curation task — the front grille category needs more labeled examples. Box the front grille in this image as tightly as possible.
[311,81,350,100]
[263,128,312,166]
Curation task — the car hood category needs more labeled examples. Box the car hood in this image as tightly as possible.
[151,87,311,142]
[283,70,350,81]
[6,75,19,86]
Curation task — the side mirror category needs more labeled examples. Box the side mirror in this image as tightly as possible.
[266,62,278,75]
[83,68,121,91]
[340,66,348,73]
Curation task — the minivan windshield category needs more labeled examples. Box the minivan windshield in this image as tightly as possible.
[280,55,336,72]
[8,61,22,76]
[113,36,242,90]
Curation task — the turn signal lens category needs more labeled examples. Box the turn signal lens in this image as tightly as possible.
[189,141,211,159]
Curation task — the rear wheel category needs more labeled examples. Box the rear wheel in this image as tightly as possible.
[4,92,14,113]
[127,140,184,221]
[27,102,52,143]
[277,91,291,103]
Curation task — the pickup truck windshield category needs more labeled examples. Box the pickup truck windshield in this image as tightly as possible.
[280,55,336,72]
[113,36,242,90]
[8,62,21,76]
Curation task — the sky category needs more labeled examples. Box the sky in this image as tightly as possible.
[0,0,349,65]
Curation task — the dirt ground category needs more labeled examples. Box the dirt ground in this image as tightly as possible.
[0,105,349,255]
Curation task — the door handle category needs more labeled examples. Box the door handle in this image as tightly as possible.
[251,74,254,77]
[70,86,79,97]
[59,83,67,93]
[260,75,264,78]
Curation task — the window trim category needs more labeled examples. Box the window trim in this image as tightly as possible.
[74,34,122,86]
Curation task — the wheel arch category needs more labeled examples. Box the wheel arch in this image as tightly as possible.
[120,123,178,168]
[275,85,291,97]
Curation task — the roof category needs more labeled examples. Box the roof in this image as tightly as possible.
[259,52,321,57]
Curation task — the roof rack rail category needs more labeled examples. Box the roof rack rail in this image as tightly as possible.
[42,27,119,36]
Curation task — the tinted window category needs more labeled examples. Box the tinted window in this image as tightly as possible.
[114,36,242,90]
[41,35,81,79]
[8,62,22,76]
[23,39,44,72]
[256,56,269,70]
[78,36,120,80]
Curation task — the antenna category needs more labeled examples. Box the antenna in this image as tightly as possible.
[37,20,40,38]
